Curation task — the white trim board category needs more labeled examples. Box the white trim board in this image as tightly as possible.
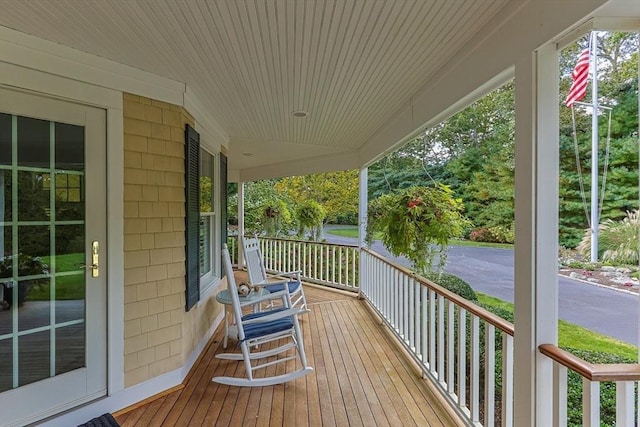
[0,26,185,106]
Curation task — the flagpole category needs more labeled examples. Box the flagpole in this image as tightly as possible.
[590,31,599,262]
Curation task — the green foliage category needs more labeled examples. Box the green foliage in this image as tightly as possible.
[296,200,327,241]
[559,33,639,247]
[275,170,359,224]
[259,199,293,237]
[577,210,640,264]
[469,225,514,244]
[424,272,477,301]
[0,253,49,279]
[367,185,470,273]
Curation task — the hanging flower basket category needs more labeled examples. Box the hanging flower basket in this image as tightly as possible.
[366,184,470,274]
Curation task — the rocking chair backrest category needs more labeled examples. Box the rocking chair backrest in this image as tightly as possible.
[221,244,246,341]
[242,237,269,285]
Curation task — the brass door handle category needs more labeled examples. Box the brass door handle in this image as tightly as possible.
[79,241,100,277]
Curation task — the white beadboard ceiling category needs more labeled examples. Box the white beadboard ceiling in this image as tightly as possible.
[1,0,625,179]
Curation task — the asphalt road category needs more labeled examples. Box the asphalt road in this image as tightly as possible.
[324,229,639,346]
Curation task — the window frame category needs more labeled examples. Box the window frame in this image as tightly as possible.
[199,147,218,296]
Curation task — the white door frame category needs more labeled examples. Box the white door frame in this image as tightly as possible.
[0,87,109,426]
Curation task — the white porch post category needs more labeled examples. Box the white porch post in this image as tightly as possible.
[238,181,245,268]
[513,42,559,426]
[358,167,368,298]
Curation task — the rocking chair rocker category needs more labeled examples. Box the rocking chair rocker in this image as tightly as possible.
[213,245,313,387]
[241,237,309,312]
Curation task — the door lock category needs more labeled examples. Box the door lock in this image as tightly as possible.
[80,241,99,277]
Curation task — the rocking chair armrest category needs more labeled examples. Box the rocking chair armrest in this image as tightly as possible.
[237,289,289,307]
[242,307,305,324]
[271,270,301,280]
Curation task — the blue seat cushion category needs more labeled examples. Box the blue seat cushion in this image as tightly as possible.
[241,308,293,341]
[264,280,301,294]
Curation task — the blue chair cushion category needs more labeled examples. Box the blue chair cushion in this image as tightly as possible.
[264,280,301,294]
[241,308,293,341]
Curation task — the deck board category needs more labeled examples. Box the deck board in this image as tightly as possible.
[115,284,462,426]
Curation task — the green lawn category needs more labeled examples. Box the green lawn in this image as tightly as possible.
[27,253,86,301]
[326,225,513,249]
[478,293,638,360]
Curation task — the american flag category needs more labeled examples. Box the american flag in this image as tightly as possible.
[565,48,590,108]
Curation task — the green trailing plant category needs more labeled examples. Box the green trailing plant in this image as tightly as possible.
[366,184,470,274]
[259,199,292,237]
[577,210,640,264]
[296,200,326,241]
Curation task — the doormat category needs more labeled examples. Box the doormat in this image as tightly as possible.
[77,413,120,427]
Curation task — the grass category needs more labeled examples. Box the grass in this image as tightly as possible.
[25,253,86,301]
[326,225,514,249]
[478,293,638,360]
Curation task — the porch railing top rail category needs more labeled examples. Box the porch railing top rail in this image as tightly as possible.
[248,235,358,249]
[362,247,514,336]
[539,343,640,382]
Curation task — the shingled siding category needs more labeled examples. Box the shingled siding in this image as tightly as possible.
[122,93,222,387]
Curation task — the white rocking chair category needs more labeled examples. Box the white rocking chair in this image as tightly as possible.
[241,237,309,312]
[213,244,313,387]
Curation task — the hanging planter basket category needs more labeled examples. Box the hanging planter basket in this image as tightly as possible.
[366,184,470,274]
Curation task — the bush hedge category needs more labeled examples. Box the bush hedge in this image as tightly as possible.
[424,272,478,302]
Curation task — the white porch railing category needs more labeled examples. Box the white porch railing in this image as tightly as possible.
[229,236,360,292]
[360,248,515,426]
[539,344,640,427]
[229,235,639,425]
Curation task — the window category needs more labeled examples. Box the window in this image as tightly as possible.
[199,148,217,293]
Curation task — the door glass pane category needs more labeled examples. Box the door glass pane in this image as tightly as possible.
[19,331,50,387]
[17,116,50,168]
[0,113,86,392]
[18,171,50,221]
[55,123,84,171]
[0,338,11,392]
[18,279,50,332]
[55,323,85,375]
[0,113,10,166]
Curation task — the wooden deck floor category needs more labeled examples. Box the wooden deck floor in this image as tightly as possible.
[115,284,462,427]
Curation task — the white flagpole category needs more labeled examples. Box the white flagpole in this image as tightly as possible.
[590,32,599,262]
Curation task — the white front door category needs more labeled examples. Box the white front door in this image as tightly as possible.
[0,88,107,426]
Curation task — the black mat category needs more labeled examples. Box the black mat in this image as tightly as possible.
[77,413,120,427]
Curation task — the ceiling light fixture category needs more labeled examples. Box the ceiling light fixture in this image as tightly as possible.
[242,152,254,157]
[292,110,308,118]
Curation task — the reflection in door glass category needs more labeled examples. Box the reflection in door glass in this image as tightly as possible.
[17,116,50,168]
[0,338,11,392]
[0,112,86,391]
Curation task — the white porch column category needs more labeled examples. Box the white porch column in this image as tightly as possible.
[358,167,368,298]
[513,42,559,426]
[238,181,245,268]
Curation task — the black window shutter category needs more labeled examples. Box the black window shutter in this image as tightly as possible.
[219,153,228,265]
[184,124,200,311]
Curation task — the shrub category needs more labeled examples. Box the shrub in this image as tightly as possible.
[577,210,640,264]
[487,225,514,244]
[469,227,494,242]
[424,272,477,301]
[469,225,514,244]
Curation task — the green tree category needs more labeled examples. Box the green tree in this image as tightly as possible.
[275,170,359,225]
[559,32,639,247]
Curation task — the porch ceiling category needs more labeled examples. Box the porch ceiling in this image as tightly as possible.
[1,1,635,180]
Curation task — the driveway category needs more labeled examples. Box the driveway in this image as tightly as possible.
[324,227,639,346]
